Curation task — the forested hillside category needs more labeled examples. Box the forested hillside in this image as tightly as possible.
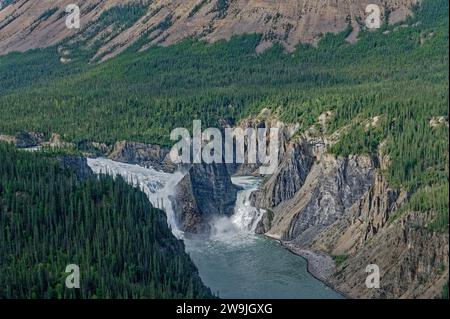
[0,0,448,300]
[0,0,448,204]
[0,143,213,298]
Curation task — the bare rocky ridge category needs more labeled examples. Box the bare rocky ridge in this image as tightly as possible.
[324,210,448,298]
[0,0,417,60]
[0,131,44,148]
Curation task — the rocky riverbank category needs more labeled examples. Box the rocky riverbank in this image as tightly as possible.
[282,243,335,283]
[280,242,350,298]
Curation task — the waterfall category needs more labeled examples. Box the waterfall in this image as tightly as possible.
[86,159,341,299]
[210,176,265,241]
[230,176,265,232]
[87,158,185,238]
[87,158,264,241]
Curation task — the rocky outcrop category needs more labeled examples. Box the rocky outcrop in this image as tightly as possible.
[0,134,16,145]
[172,162,239,233]
[43,133,74,148]
[13,131,44,148]
[0,0,417,60]
[227,108,299,176]
[306,171,448,299]
[273,154,374,244]
[311,173,408,255]
[108,140,176,172]
[327,210,448,299]
[0,131,75,149]
[252,137,314,208]
[253,126,375,245]
[56,156,94,181]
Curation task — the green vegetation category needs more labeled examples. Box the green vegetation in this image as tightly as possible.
[389,182,448,234]
[0,143,213,298]
[189,0,210,18]
[399,184,449,232]
[332,255,348,267]
[1,0,16,8]
[0,0,448,224]
[214,0,229,18]
[442,282,449,299]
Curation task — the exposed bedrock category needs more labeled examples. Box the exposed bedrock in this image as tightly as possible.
[252,125,448,298]
[0,0,417,59]
[56,156,94,181]
[253,132,375,245]
[226,111,299,176]
[108,140,176,172]
[172,162,239,234]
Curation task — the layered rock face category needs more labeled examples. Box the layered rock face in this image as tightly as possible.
[252,119,448,298]
[108,140,176,172]
[172,162,239,233]
[253,131,375,245]
[308,172,448,299]
[311,173,408,255]
[326,210,448,299]
[0,0,417,60]
[252,139,314,208]
[227,109,299,176]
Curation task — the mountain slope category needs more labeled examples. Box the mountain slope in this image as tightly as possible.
[0,142,213,298]
[0,0,417,61]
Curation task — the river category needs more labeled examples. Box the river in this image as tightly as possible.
[87,158,341,299]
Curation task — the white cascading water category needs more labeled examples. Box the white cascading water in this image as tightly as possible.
[230,176,265,233]
[87,158,185,238]
[86,158,341,299]
[87,158,264,242]
[209,176,265,242]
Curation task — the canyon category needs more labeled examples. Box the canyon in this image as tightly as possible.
[108,109,447,298]
[0,0,447,300]
[9,105,446,299]
[247,112,448,299]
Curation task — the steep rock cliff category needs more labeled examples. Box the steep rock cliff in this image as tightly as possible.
[56,156,94,181]
[311,173,408,255]
[252,122,448,298]
[328,210,448,298]
[253,127,375,245]
[252,137,314,208]
[172,162,239,233]
[108,140,176,172]
[309,171,448,299]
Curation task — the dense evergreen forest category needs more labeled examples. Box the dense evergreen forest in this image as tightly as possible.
[0,143,213,298]
[0,0,448,298]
